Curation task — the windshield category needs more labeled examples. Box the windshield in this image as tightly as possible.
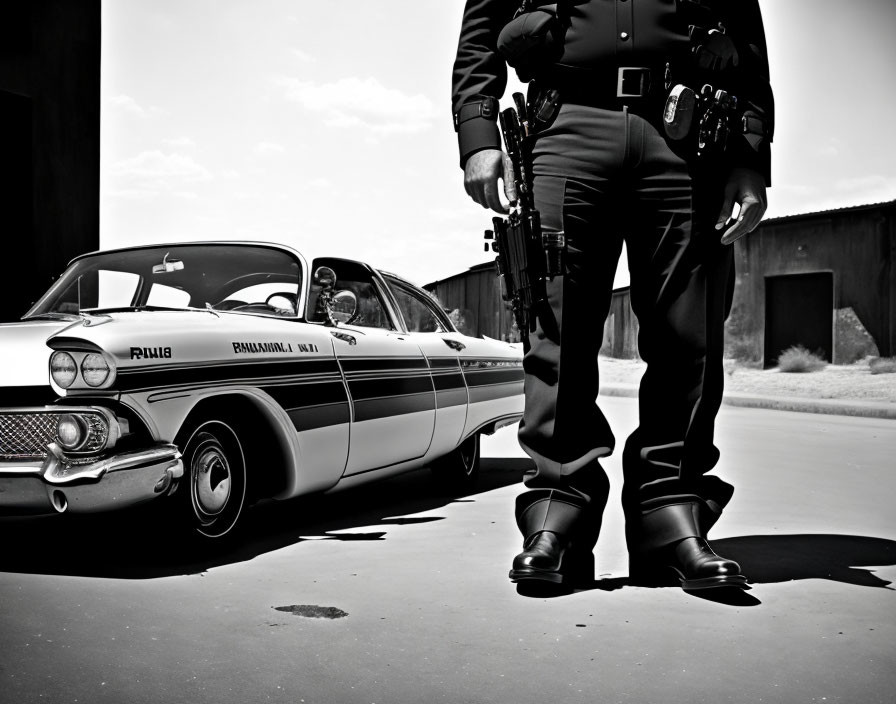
[25,244,304,319]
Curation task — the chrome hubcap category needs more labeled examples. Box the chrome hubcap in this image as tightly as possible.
[192,441,231,517]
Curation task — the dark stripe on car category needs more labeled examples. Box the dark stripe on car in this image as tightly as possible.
[426,356,468,409]
[115,354,519,428]
[117,357,340,392]
[340,358,436,423]
[463,360,525,404]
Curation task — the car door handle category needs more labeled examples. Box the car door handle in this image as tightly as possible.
[330,330,357,345]
[442,338,466,351]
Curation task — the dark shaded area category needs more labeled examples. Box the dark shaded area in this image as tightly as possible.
[0,457,531,579]
[0,0,101,322]
[715,534,896,589]
[273,605,348,619]
[573,533,896,603]
[765,272,834,366]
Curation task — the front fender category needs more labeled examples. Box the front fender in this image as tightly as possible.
[123,385,350,500]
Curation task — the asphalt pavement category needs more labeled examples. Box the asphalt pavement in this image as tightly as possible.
[1,397,894,704]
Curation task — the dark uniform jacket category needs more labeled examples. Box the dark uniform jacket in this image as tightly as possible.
[452,0,774,183]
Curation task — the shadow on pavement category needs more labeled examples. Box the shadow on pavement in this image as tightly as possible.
[0,457,532,580]
[715,534,896,589]
[514,534,896,602]
[571,533,896,602]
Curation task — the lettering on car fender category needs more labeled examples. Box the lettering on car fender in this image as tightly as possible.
[231,341,320,354]
[130,346,172,360]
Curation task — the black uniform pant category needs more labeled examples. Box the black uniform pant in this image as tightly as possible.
[516,102,736,559]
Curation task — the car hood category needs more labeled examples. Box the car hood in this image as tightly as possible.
[0,318,77,400]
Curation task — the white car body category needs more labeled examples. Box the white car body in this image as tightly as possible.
[0,242,523,536]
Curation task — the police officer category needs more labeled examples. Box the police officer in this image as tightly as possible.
[452,0,773,591]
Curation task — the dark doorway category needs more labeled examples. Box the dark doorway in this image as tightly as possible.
[764,272,833,368]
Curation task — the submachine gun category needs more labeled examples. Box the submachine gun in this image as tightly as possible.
[483,91,564,339]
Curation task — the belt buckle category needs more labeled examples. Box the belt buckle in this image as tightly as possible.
[617,67,651,99]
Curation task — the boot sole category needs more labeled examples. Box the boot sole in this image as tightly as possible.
[678,572,749,590]
[509,552,595,586]
[630,563,749,590]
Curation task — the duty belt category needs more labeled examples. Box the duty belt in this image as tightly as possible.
[537,65,666,110]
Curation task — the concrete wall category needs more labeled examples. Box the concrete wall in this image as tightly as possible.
[0,0,101,322]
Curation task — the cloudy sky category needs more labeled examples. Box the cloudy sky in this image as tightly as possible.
[100,0,896,288]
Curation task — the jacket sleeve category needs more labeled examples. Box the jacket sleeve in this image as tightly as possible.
[452,0,516,168]
[725,0,775,186]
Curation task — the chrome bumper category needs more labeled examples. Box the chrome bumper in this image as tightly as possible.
[0,444,183,515]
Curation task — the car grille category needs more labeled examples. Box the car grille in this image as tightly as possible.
[0,412,61,459]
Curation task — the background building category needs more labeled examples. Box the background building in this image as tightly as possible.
[729,200,894,366]
[0,0,101,322]
[427,200,896,367]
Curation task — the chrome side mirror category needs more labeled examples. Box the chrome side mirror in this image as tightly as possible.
[313,266,337,290]
[329,290,358,325]
[312,266,357,325]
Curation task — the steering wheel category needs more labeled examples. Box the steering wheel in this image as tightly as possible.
[265,292,297,315]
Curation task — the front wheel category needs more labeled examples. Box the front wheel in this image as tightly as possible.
[430,433,480,492]
[180,419,247,539]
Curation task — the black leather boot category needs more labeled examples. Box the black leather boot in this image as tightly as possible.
[632,536,747,590]
[509,530,594,586]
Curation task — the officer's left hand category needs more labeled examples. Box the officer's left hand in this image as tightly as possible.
[715,167,767,245]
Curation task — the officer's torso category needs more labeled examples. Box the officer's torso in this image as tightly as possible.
[559,0,692,68]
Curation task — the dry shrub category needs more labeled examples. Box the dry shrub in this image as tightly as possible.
[869,356,896,375]
[777,345,827,373]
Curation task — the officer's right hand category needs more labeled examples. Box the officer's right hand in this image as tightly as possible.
[464,149,516,213]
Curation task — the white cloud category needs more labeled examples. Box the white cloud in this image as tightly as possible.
[289,48,317,63]
[253,141,286,156]
[273,75,437,135]
[164,136,196,148]
[834,174,896,194]
[106,150,212,198]
[107,94,147,116]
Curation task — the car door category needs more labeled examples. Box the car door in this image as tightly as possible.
[382,273,523,440]
[379,274,469,460]
[311,259,435,475]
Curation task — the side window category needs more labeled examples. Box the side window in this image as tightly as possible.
[309,259,395,330]
[343,280,392,329]
[387,278,448,333]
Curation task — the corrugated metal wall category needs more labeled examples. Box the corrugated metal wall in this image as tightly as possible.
[428,201,896,365]
[427,263,640,357]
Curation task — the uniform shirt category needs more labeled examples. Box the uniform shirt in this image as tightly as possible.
[452,0,774,182]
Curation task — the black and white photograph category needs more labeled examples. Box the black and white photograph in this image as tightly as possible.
[1,1,894,702]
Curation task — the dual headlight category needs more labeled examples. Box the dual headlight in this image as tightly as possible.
[50,351,115,389]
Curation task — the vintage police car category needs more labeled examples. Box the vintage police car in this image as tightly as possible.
[0,242,523,537]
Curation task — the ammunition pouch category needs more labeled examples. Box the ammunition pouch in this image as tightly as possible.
[497,5,564,81]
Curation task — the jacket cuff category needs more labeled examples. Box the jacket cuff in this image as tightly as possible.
[454,99,501,168]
